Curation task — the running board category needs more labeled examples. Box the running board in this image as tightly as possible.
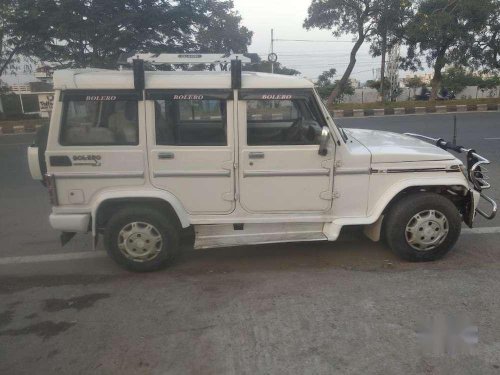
[193,223,327,249]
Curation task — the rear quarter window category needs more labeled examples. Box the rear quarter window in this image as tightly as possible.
[60,99,139,146]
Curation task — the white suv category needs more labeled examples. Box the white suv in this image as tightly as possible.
[28,59,496,272]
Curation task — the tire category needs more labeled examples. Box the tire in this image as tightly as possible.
[104,206,180,272]
[384,192,462,262]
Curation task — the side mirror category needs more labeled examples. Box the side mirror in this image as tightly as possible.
[318,127,330,156]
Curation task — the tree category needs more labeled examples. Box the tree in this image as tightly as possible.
[402,0,495,99]
[315,68,354,102]
[474,0,500,71]
[0,0,54,78]
[441,67,480,93]
[194,1,253,53]
[404,75,424,98]
[36,0,252,69]
[370,0,412,101]
[304,0,409,105]
[366,78,390,91]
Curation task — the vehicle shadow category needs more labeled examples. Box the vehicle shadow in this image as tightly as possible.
[174,228,500,276]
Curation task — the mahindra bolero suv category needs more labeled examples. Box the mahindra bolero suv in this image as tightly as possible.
[28,58,497,272]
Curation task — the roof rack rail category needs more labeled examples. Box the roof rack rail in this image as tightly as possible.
[127,53,257,92]
[125,53,255,66]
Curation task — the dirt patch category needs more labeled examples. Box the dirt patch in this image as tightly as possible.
[0,321,75,340]
[43,293,110,312]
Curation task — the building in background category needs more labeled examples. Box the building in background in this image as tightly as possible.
[2,66,54,118]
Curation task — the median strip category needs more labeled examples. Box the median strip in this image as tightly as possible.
[331,103,499,118]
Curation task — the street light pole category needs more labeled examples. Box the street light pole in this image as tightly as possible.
[271,29,275,74]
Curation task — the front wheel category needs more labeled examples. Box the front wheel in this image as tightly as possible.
[384,193,462,262]
[104,207,180,272]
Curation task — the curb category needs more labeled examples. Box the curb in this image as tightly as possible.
[330,103,499,118]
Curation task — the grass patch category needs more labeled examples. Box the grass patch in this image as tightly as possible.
[329,97,500,111]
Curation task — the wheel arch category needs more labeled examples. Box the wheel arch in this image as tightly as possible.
[91,190,190,237]
[364,178,471,242]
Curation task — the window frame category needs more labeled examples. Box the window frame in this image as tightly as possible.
[242,89,328,147]
[147,89,233,147]
[59,90,141,147]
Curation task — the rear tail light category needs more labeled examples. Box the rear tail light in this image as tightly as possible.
[44,174,59,206]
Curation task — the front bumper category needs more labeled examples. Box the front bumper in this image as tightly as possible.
[49,213,90,233]
[474,191,498,220]
[405,133,497,223]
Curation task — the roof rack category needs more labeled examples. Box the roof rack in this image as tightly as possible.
[126,53,254,66]
[125,53,257,92]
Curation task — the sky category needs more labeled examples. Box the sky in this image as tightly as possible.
[2,0,407,85]
[233,0,385,82]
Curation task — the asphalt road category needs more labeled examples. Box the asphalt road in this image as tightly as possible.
[1,112,500,374]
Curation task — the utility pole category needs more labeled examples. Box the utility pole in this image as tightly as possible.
[379,1,389,102]
[387,43,401,102]
[271,29,275,74]
[380,29,387,102]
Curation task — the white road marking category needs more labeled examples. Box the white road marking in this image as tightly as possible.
[462,226,500,235]
[1,227,500,265]
[0,251,106,265]
[484,138,500,140]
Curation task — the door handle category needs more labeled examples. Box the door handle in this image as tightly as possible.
[249,152,265,159]
[158,152,175,160]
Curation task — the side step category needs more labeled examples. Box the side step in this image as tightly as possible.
[193,222,327,249]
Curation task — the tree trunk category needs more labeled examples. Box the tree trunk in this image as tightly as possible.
[380,31,387,102]
[327,36,365,105]
[430,51,446,100]
[0,46,18,78]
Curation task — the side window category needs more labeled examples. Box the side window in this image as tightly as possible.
[155,99,227,146]
[247,99,323,146]
[60,100,138,146]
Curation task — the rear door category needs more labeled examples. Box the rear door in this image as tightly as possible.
[46,90,146,207]
[238,90,334,213]
[146,90,235,214]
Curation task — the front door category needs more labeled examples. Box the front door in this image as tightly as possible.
[147,90,235,214]
[238,90,334,213]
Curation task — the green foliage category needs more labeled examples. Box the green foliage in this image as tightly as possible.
[478,76,500,89]
[2,0,253,70]
[442,67,481,93]
[370,0,413,56]
[0,0,53,76]
[402,0,496,96]
[366,79,390,91]
[316,68,337,87]
[405,75,425,89]
[438,66,499,93]
[315,68,354,102]
[472,0,500,71]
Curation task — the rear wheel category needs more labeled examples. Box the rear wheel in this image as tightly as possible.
[385,193,462,262]
[104,207,180,272]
